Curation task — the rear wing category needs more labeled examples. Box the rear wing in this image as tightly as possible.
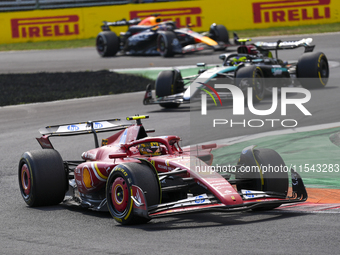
[39,118,131,136]
[101,18,141,29]
[253,38,315,53]
[37,118,132,149]
[37,116,152,149]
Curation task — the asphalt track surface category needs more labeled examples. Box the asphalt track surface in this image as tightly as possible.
[1,33,340,254]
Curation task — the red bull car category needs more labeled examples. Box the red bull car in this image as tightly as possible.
[18,115,307,225]
[96,15,230,57]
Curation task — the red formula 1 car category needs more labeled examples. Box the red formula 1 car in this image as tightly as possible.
[18,115,307,225]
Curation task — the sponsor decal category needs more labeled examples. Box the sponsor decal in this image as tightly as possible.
[67,125,80,131]
[172,194,211,208]
[130,7,202,28]
[94,122,103,129]
[194,195,206,204]
[253,0,331,24]
[115,167,128,177]
[241,189,270,199]
[11,15,80,39]
[271,67,287,75]
[157,164,168,170]
[157,164,175,171]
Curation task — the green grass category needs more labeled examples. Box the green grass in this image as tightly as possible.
[233,22,340,37]
[0,38,96,51]
[0,23,339,52]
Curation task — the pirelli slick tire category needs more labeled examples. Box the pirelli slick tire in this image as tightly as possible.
[209,24,229,45]
[18,150,67,207]
[235,66,265,104]
[296,52,329,88]
[106,162,160,225]
[236,148,289,211]
[157,31,177,57]
[96,31,120,57]
[155,70,184,108]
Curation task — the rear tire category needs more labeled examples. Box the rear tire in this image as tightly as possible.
[18,150,67,207]
[106,162,160,225]
[237,148,289,210]
[157,31,177,57]
[96,31,120,57]
[296,52,329,88]
[155,70,184,108]
[235,66,265,104]
[209,24,229,45]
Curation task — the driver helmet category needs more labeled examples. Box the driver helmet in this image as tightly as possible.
[138,142,161,156]
[230,56,247,65]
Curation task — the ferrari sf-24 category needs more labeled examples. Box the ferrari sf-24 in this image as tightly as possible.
[19,115,307,225]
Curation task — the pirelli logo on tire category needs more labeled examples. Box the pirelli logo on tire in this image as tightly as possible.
[11,15,80,39]
[253,0,331,24]
[130,7,202,28]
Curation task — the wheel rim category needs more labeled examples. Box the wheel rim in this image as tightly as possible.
[319,59,329,84]
[253,72,265,101]
[320,59,328,77]
[96,36,105,54]
[157,35,166,55]
[111,177,129,213]
[20,164,31,198]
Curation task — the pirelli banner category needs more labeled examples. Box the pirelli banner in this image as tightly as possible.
[1,0,339,44]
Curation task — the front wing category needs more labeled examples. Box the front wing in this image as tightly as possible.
[143,84,189,106]
[132,169,308,219]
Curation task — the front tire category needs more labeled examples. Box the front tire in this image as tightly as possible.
[106,162,160,225]
[157,31,177,57]
[296,52,329,88]
[96,31,120,57]
[237,148,289,210]
[18,150,67,207]
[235,66,265,104]
[209,24,229,45]
[155,70,184,108]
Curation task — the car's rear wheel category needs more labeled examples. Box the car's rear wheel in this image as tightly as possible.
[209,24,229,45]
[236,148,289,210]
[157,31,177,57]
[296,52,329,88]
[106,162,160,225]
[235,66,265,104]
[18,150,67,207]
[155,69,184,108]
[96,31,120,57]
